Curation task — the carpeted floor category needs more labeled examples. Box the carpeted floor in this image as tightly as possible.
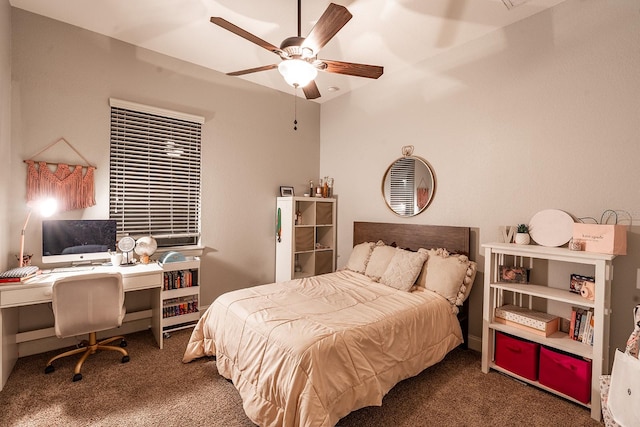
[0,328,601,426]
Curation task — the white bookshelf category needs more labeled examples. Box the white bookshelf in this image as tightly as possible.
[481,242,615,421]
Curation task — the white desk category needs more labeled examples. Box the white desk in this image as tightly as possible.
[0,263,164,391]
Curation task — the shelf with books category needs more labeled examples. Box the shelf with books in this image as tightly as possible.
[481,242,616,421]
[160,257,200,332]
[570,307,594,346]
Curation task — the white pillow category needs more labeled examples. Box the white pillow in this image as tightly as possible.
[364,241,397,281]
[380,248,429,291]
[344,242,375,274]
[416,248,477,306]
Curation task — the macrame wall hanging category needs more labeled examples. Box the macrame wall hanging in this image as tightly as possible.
[23,138,97,212]
[417,177,429,210]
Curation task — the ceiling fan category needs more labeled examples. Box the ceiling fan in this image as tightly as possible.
[210,1,384,99]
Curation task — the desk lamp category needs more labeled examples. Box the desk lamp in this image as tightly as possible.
[19,198,57,267]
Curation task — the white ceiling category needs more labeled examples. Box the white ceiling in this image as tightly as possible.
[10,0,566,103]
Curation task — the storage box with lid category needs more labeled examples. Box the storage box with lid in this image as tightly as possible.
[494,304,560,337]
[494,332,540,381]
[538,346,592,404]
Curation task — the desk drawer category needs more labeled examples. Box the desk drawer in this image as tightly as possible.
[1,287,52,307]
[123,272,162,291]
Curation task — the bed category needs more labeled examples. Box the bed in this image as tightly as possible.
[183,222,477,426]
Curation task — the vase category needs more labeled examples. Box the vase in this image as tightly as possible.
[515,233,531,245]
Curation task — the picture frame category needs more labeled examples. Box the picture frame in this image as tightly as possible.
[280,186,294,197]
[499,265,530,284]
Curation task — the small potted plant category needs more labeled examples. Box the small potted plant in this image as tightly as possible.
[515,224,531,245]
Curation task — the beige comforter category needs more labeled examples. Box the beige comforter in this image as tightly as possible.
[183,270,462,427]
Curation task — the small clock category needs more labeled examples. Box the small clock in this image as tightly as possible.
[118,236,136,265]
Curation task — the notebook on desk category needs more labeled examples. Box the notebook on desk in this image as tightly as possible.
[0,266,41,283]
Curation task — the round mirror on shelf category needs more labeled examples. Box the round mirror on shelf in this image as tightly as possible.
[382,146,436,217]
[118,236,136,265]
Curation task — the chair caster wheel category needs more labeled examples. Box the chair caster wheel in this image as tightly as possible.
[44,365,55,374]
[122,355,130,363]
[120,340,127,348]
[72,373,82,382]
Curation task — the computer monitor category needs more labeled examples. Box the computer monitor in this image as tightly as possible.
[42,219,117,264]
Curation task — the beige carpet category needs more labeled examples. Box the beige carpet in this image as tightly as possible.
[0,328,601,426]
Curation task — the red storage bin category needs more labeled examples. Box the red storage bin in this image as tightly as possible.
[538,346,592,404]
[495,332,540,381]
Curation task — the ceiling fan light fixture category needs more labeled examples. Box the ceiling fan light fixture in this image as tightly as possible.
[278,59,317,88]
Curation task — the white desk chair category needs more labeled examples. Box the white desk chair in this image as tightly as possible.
[44,272,130,382]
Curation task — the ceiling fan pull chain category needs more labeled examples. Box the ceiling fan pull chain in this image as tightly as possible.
[293,85,298,131]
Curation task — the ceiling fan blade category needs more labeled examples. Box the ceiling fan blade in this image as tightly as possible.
[301,3,352,55]
[227,64,278,76]
[321,60,383,79]
[210,17,280,54]
[302,81,321,99]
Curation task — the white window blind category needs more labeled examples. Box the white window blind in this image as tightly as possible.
[109,99,203,247]
[389,157,415,216]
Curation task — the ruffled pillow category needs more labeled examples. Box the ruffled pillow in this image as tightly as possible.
[364,241,398,281]
[344,242,375,274]
[380,248,429,291]
[416,248,477,311]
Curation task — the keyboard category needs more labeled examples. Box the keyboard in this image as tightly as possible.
[51,266,95,273]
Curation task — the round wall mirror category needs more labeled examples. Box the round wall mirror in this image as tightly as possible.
[382,154,436,217]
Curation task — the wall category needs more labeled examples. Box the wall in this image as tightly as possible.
[9,8,321,311]
[0,0,10,272]
[320,0,640,360]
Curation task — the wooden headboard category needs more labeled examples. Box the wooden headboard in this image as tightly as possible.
[352,221,472,347]
[353,222,470,254]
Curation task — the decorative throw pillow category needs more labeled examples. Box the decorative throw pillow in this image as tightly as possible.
[344,242,375,274]
[380,248,429,291]
[416,248,477,306]
[364,241,397,281]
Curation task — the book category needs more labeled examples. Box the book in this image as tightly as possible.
[0,266,40,284]
[572,307,586,341]
[569,309,577,338]
[577,310,587,342]
[569,306,594,344]
[581,309,594,345]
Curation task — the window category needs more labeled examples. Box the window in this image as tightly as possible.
[388,157,415,216]
[109,99,203,248]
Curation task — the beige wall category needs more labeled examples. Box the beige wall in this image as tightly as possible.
[9,8,321,306]
[0,0,10,272]
[320,0,640,360]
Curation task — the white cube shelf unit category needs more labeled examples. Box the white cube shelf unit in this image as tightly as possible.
[275,197,336,282]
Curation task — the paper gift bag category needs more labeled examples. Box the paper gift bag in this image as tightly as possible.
[572,223,627,255]
[608,349,640,426]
